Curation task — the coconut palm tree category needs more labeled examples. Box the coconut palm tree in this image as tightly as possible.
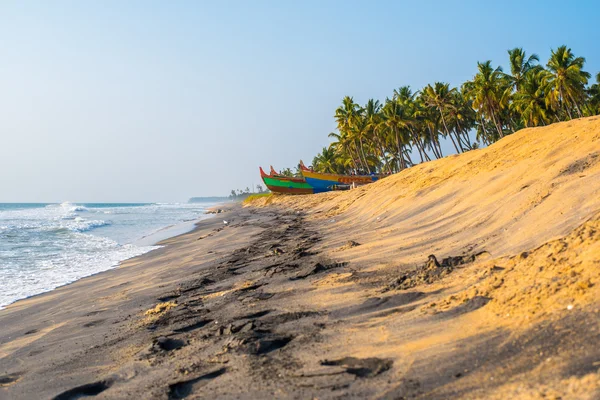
[328,132,358,173]
[312,146,339,173]
[446,90,476,150]
[463,61,508,139]
[584,72,600,116]
[335,97,369,172]
[349,109,373,173]
[391,86,432,162]
[504,48,540,91]
[421,82,464,153]
[546,45,591,119]
[381,97,416,169]
[416,103,444,159]
[280,168,294,177]
[363,99,393,173]
[512,69,553,127]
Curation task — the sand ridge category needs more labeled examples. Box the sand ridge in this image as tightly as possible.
[250,117,600,265]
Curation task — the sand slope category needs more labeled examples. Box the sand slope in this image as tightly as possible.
[254,116,600,263]
[247,116,600,398]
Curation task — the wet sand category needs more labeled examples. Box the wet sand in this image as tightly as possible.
[2,117,600,399]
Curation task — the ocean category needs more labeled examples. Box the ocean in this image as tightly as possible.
[0,202,215,309]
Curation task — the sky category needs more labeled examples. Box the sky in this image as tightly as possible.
[0,0,598,202]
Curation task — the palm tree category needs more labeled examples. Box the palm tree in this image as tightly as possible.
[393,86,415,103]
[422,82,463,153]
[416,103,444,159]
[349,109,373,173]
[446,90,476,150]
[364,99,393,173]
[512,69,553,127]
[280,168,294,177]
[546,45,591,119]
[312,146,339,173]
[587,72,600,115]
[463,61,508,138]
[334,97,367,172]
[504,48,540,91]
[381,97,415,169]
[328,132,357,173]
[392,86,432,162]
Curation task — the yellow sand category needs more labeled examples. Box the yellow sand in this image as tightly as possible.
[248,116,600,398]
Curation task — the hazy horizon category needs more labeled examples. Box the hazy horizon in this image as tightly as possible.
[1,0,599,203]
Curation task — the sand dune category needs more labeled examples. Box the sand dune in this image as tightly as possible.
[253,116,600,262]
[247,116,600,398]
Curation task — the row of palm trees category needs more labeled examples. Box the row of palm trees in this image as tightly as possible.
[310,46,600,174]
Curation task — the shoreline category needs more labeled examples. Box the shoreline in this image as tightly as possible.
[0,208,219,312]
[0,205,253,398]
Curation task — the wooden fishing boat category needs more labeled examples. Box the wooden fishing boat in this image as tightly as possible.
[259,167,316,195]
[298,161,386,191]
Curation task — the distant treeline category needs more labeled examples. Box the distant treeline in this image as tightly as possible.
[229,185,267,199]
[189,186,269,204]
[302,46,600,175]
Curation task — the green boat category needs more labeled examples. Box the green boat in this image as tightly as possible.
[260,167,322,194]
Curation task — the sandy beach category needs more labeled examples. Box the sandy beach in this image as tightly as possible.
[2,117,600,399]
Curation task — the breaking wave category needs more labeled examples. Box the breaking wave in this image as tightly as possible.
[0,202,211,309]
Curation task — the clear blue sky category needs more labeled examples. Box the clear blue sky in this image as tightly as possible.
[1,0,598,202]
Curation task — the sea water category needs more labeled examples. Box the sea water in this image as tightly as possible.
[0,202,214,309]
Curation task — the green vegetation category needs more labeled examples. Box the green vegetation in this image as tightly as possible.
[310,46,599,174]
[229,185,268,200]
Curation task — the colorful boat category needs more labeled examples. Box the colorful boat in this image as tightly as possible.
[298,161,385,191]
[259,167,318,195]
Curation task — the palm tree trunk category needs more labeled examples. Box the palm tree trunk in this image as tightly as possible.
[409,127,429,162]
[427,127,442,159]
[404,148,413,167]
[559,88,573,120]
[347,146,359,172]
[415,143,424,163]
[400,148,406,170]
[358,138,371,174]
[567,91,583,118]
[456,130,469,150]
[432,143,442,159]
[420,138,432,161]
[393,126,403,171]
[352,141,365,172]
[457,121,472,150]
[439,111,462,153]
[454,131,466,150]
[432,129,444,158]
[479,113,489,145]
[374,132,391,174]
[425,126,439,159]
[489,107,504,138]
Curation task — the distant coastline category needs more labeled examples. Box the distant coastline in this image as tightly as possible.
[188,196,231,203]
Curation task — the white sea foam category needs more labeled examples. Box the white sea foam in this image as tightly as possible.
[0,202,213,309]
